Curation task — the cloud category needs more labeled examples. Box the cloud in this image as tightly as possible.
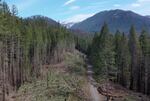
[138,0,150,2]
[64,0,76,6]
[70,6,80,10]
[131,3,141,7]
[16,0,37,11]
[64,13,95,23]
[114,4,120,7]
[130,0,150,8]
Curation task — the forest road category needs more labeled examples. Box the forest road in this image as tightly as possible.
[87,64,106,101]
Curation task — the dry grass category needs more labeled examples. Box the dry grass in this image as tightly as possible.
[10,51,89,101]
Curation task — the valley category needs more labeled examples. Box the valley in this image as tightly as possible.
[0,0,150,101]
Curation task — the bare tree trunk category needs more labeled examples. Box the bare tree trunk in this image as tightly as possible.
[145,56,149,94]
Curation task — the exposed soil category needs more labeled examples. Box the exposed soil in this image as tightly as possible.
[87,64,106,101]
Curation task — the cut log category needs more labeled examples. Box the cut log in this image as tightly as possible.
[97,83,125,101]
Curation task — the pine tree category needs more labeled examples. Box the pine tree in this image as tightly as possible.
[11,5,18,16]
[115,30,122,83]
[139,30,150,94]
[0,1,75,97]
[129,25,141,91]
[2,1,10,14]
[115,31,130,87]
[90,23,115,80]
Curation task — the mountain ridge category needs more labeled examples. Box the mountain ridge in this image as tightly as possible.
[71,9,150,34]
[27,15,59,26]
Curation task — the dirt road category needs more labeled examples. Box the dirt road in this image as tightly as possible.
[87,64,106,101]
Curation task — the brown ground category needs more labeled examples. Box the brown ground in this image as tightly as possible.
[97,81,150,101]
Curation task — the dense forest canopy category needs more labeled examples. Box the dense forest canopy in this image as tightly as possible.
[0,0,150,101]
[88,23,150,96]
[0,1,76,100]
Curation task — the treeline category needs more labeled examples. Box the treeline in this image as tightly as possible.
[75,36,92,54]
[88,23,150,95]
[0,1,74,100]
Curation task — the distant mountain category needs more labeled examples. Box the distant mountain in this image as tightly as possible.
[27,15,59,26]
[146,15,150,18]
[71,9,150,34]
[61,22,75,28]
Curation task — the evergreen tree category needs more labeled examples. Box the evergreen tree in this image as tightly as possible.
[11,5,18,16]
[0,2,75,98]
[139,30,150,94]
[2,1,10,14]
[90,23,115,80]
[129,25,141,91]
[115,31,130,87]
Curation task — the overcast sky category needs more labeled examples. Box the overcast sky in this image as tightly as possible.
[6,0,150,23]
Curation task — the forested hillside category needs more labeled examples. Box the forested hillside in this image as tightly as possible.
[71,9,150,34]
[1,0,150,101]
[0,1,79,100]
[88,23,150,99]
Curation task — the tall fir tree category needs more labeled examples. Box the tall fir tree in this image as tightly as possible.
[129,25,141,91]
[115,31,130,87]
[139,30,150,94]
[90,23,115,80]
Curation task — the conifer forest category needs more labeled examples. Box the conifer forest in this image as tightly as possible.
[0,0,150,101]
